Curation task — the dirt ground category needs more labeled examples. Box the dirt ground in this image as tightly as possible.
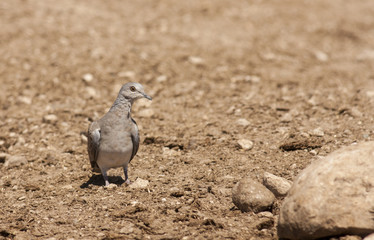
[1,0,374,239]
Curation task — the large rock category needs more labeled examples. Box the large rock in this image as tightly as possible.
[232,177,275,213]
[278,142,374,240]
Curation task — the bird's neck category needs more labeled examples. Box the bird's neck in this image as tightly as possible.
[110,96,133,118]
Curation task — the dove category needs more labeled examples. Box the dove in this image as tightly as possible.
[87,82,152,186]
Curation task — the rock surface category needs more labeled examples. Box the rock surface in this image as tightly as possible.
[232,177,275,213]
[278,142,374,240]
[263,172,292,197]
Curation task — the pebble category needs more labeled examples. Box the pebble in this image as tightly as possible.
[129,178,149,189]
[118,71,135,79]
[232,177,275,213]
[357,49,374,61]
[97,232,105,237]
[82,73,94,82]
[106,183,117,189]
[311,127,324,137]
[309,149,318,155]
[4,155,28,169]
[156,75,168,83]
[237,139,254,150]
[43,114,58,124]
[137,109,154,118]
[280,113,293,122]
[81,134,88,143]
[85,87,97,98]
[350,107,363,118]
[314,51,329,62]
[17,96,32,105]
[262,172,292,197]
[120,223,135,234]
[170,187,184,197]
[236,118,250,127]
[188,56,204,65]
[257,211,274,218]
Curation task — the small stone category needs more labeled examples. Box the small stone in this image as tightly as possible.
[350,107,363,118]
[156,75,168,83]
[82,73,94,82]
[4,155,28,168]
[257,211,274,218]
[188,56,204,65]
[232,177,275,213]
[236,118,250,127]
[339,236,363,240]
[137,109,154,118]
[85,87,97,98]
[162,147,181,156]
[314,51,329,62]
[17,96,32,105]
[129,178,149,189]
[237,139,254,150]
[118,71,135,79]
[120,223,135,234]
[263,172,292,197]
[81,134,88,143]
[43,114,58,124]
[170,187,184,197]
[106,183,117,189]
[97,232,105,237]
[357,49,374,61]
[62,184,74,190]
[311,127,324,137]
[366,91,374,98]
[280,113,293,122]
[309,149,318,155]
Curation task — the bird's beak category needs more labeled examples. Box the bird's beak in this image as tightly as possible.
[143,93,152,101]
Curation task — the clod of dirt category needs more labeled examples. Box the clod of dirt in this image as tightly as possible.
[232,177,275,213]
[279,134,323,151]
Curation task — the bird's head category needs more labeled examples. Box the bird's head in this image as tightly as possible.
[120,82,152,102]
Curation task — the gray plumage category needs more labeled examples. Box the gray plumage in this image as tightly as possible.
[87,82,152,186]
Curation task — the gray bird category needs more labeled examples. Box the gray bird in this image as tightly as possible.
[87,82,152,186]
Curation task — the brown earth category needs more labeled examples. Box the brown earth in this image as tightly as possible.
[1,0,374,239]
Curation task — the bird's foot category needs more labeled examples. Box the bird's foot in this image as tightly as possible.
[104,180,110,187]
[124,179,131,185]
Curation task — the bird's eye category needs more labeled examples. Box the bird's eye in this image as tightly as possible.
[130,86,136,92]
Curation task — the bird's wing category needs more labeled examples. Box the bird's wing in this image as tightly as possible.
[129,118,139,163]
[87,121,101,172]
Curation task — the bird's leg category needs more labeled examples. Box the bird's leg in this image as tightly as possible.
[101,169,110,186]
[123,166,130,185]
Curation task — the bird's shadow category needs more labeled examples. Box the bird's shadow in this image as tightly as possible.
[80,174,125,188]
